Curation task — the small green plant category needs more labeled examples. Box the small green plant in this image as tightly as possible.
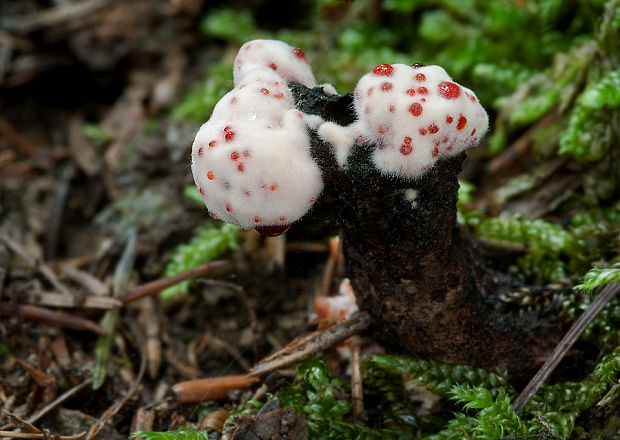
[160,221,238,300]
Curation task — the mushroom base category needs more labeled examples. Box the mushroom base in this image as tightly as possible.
[291,83,559,383]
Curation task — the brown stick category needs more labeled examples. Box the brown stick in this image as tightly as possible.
[0,233,72,296]
[0,432,85,440]
[0,302,106,335]
[27,378,93,424]
[172,375,260,404]
[119,260,228,305]
[85,320,147,440]
[250,312,371,376]
[513,282,620,413]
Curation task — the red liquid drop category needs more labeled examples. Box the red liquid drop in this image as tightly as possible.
[409,103,423,116]
[373,64,393,76]
[255,224,292,237]
[438,82,461,99]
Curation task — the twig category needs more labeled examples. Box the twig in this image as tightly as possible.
[0,431,85,439]
[172,375,259,404]
[119,260,228,305]
[2,0,109,33]
[0,302,107,335]
[27,378,93,424]
[250,311,371,376]
[85,320,147,440]
[22,292,120,310]
[513,282,620,413]
[0,410,40,434]
[350,342,363,421]
[0,233,72,296]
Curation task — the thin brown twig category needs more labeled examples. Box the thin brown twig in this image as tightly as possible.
[27,378,93,424]
[85,320,147,440]
[250,311,371,377]
[0,233,72,296]
[119,260,228,305]
[0,430,85,439]
[350,342,363,422]
[513,282,620,414]
[0,302,107,335]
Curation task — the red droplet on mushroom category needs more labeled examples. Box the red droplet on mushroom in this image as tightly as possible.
[441,136,449,143]
[207,171,215,180]
[293,48,306,61]
[381,82,393,91]
[438,81,461,99]
[244,190,251,196]
[225,131,235,142]
[417,87,428,95]
[209,211,218,219]
[428,123,439,134]
[198,147,204,156]
[256,224,291,237]
[260,88,270,95]
[406,88,416,96]
[365,106,371,114]
[199,187,205,196]
[378,126,386,136]
[254,216,261,223]
[355,90,361,100]
[237,163,245,172]
[446,115,454,124]
[231,97,238,104]
[400,141,413,156]
[243,150,250,157]
[231,151,239,161]
[269,63,278,70]
[419,128,427,135]
[309,198,315,204]
[274,81,280,86]
[457,114,467,131]
[389,105,395,113]
[471,128,476,136]
[209,140,216,148]
[465,92,476,102]
[280,216,286,222]
[412,63,426,68]
[403,136,412,146]
[367,87,374,96]
[432,147,439,157]
[270,184,278,191]
[225,203,232,212]
[373,64,394,76]
[416,73,426,81]
[409,103,423,117]
[273,92,284,99]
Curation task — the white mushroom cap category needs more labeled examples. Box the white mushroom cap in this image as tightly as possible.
[233,39,316,88]
[191,40,323,229]
[353,63,489,177]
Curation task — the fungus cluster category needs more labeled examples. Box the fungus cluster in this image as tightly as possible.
[191,40,323,235]
[191,40,489,234]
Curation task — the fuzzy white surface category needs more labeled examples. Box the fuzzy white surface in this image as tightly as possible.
[353,64,489,177]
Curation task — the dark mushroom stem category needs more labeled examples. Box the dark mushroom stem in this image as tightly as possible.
[290,83,557,382]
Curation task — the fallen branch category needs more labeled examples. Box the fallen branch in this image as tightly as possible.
[0,302,107,335]
[513,282,620,413]
[250,311,371,377]
[171,311,371,404]
[119,260,228,305]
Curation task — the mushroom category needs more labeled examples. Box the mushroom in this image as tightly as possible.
[191,40,323,236]
[190,40,558,380]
